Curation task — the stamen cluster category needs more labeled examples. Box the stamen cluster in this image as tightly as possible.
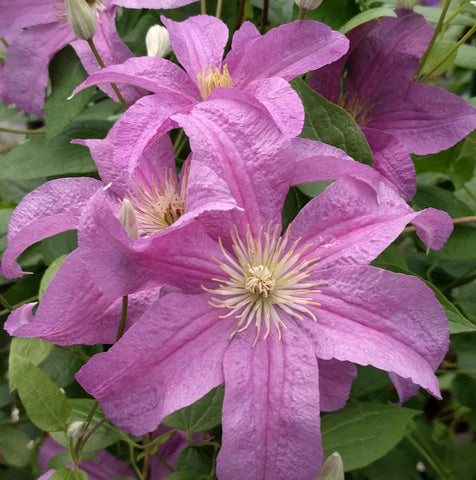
[206,224,325,346]
[197,64,233,100]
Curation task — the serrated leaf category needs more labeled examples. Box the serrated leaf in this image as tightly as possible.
[291,77,373,166]
[9,358,71,432]
[0,425,32,467]
[339,8,396,34]
[39,255,67,301]
[50,399,122,452]
[0,120,110,180]
[321,402,420,471]
[163,385,224,434]
[45,46,92,139]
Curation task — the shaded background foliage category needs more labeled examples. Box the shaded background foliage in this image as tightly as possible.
[1,0,476,478]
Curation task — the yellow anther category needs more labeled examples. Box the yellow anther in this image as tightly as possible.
[197,64,233,100]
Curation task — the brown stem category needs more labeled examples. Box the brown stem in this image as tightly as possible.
[141,433,152,480]
[236,0,246,30]
[261,0,269,32]
[298,8,307,20]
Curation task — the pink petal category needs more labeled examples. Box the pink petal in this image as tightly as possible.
[173,91,295,236]
[230,21,261,52]
[244,77,304,138]
[113,0,199,7]
[1,177,101,278]
[72,56,199,102]
[161,15,229,87]
[5,250,162,345]
[304,265,449,399]
[4,24,74,117]
[76,292,228,435]
[219,326,322,480]
[226,20,349,86]
[318,359,357,412]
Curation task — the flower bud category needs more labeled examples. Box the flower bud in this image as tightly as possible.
[146,25,172,58]
[295,0,323,10]
[67,420,87,440]
[317,452,344,480]
[65,0,97,40]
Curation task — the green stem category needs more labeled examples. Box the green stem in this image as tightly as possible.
[1,37,8,48]
[201,0,206,14]
[0,126,45,135]
[87,38,128,109]
[298,8,307,20]
[0,293,13,312]
[414,0,452,80]
[421,22,476,81]
[56,345,91,363]
[403,215,476,233]
[439,3,467,39]
[405,433,450,480]
[0,296,39,317]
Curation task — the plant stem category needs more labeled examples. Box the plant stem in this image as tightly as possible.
[405,432,451,480]
[140,433,152,480]
[0,126,45,135]
[236,0,246,30]
[216,0,223,18]
[421,22,476,81]
[439,2,467,39]
[201,0,206,14]
[87,38,128,109]
[0,296,39,317]
[414,0,452,81]
[1,37,8,48]
[402,215,476,233]
[0,293,13,312]
[298,8,307,20]
[261,0,269,32]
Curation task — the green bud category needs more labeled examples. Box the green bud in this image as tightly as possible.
[65,0,97,40]
[317,453,344,480]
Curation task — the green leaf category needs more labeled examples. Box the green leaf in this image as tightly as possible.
[251,0,294,24]
[50,399,122,452]
[0,207,13,251]
[163,385,224,434]
[49,469,89,480]
[40,346,83,388]
[433,226,476,262]
[45,46,93,139]
[9,358,72,432]
[291,77,373,166]
[9,337,54,377]
[321,402,420,471]
[0,120,110,180]
[0,425,32,467]
[455,43,476,70]
[178,446,216,475]
[39,255,67,301]
[420,41,457,76]
[303,0,360,30]
[411,185,474,218]
[339,8,396,34]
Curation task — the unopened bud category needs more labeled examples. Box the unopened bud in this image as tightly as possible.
[317,452,344,480]
[67,421,87,440]
[396,0,416,8]
[295,0,323,10]
[65,0,97,40]
[146,25,172,58]
[119,198,139,240]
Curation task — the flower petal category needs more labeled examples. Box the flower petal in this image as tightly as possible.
[4,24,74,117]
[72,56,199,101]
[303,265,449,399]
[226,20,348,86]
[318,359,357,412]
[230,20,261,52]
[76,292,228,435]
[174,91,295,236]
[4,250,162,345]
[161,15,229,86]
[1,177,101,279]
[219,326,322,480]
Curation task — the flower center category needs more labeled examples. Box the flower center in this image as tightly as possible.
[339,92,373,125]
[124,167,187,237]
[205,224,325,347]
[197,64,233,100]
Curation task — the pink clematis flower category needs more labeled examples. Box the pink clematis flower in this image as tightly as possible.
[308,9,476,200]
[71,13,349,161]
[72,100,451,480]
[0,0,199,117]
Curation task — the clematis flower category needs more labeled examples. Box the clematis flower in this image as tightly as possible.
[308,9,476,199]
[0,0,199,117]
[71,13,349,169]
[73,100,450,480]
